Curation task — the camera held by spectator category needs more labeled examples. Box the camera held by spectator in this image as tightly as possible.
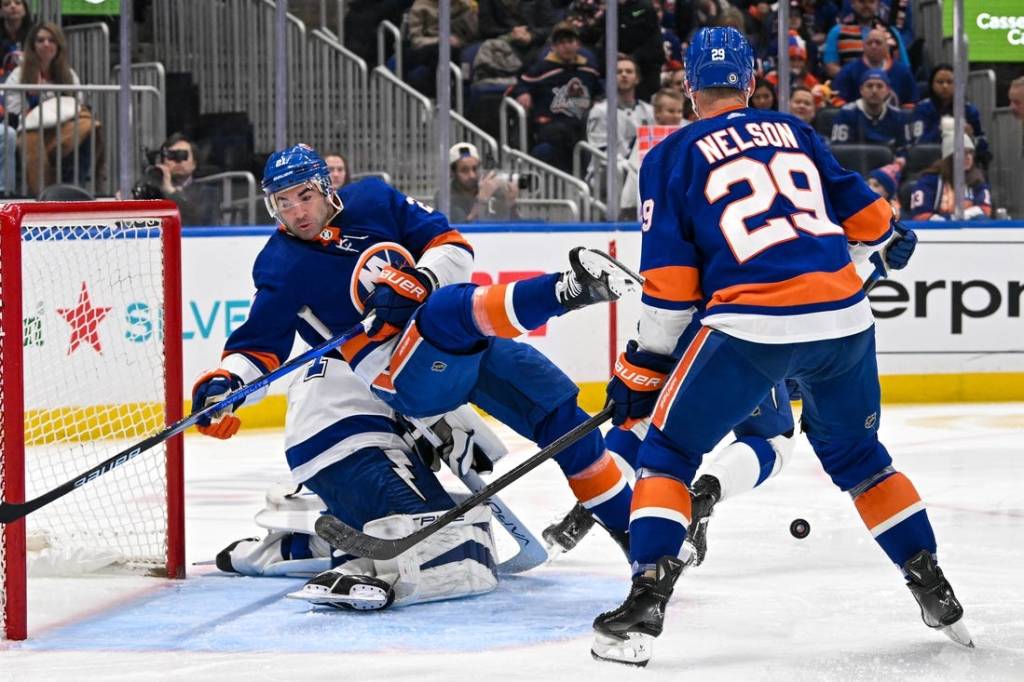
[132,133,221,226]
[437,143,523,223]
[494,171,540,193]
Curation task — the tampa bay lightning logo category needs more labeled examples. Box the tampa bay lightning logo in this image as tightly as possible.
[350,241,416,313]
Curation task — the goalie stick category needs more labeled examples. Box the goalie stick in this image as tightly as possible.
[315,405,614,560]
[0,326,360,524]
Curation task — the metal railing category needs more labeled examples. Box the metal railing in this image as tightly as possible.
[377,19,402,72]
[502,148,592,222]
[2,83,163,198]
[500,97,528,153]
[572,140,629,217]
[452,111,499,168]
[316,0,346,44]
[989,108,1024,218]
[193,170,259,225]
[111,62,167,152]
[369,66,435,199]
[967,70,997,137]
[450,62,464,115]
[919,0,943,69]
[66,23,110,88]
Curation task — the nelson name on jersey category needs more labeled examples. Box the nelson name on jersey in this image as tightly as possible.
[694,120,800,164]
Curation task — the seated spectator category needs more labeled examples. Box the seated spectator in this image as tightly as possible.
[0,0,31,79]
[436,142,519,222]
[5,22,99,196]
[867,161,901,218]
[831,27,916,108]
[909,133,990,221]
[765,34,823,109]
[652,0,682,68]
[324,152,349,191]
[586,54,654,164]
[831,69,909,162]
[621,88,687,214]
[511,21,602,172]
[133,133,220,226]
[478,0,556,65]
[839,0,912,47]
[822,0,909,79]
[674,0,726,42]
[565,0,605,51]
[909,64,989,163]
[407,0,478,98]
[751,78,778,111]
[790,85,830,148]
[342,0,414,66]
[604,0,665,101]
[662,63,684,92]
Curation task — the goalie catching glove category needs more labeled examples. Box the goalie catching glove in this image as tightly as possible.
[191,369,245,439]
[364,265,436,340]
[607,340,676,428]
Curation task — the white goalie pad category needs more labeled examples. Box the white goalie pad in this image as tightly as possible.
[253,481,327,535]
[219,530,341,577]
[365,504,498,606]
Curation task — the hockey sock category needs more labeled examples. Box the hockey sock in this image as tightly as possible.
[628,472,692,572]
[470,275,564,338]
[605,426,641,475]
[565,451,632,533]
[853,470,937,570]
[701,436,778,501]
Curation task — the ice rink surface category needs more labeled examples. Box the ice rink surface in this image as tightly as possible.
[2,403,1023,681]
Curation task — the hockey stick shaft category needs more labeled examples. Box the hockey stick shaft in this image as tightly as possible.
[315,404,614,560]
[0,327,358,524]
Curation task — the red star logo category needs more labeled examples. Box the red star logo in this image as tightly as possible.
[56,281,111,354]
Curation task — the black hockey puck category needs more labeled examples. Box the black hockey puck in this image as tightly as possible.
[790,518,810,539]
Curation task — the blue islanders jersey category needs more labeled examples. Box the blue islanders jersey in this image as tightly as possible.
[637,105,892,346]
[830,101,910,158]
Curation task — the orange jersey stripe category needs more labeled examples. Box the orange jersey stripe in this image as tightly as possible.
[471,284,524,338]
[641,265,702,303]
[222,349,281,372]
[652,327,711,429]
[568,453,624,504]
[630,476,692,521]
[854,473,922,530]
[423,229,474,253]
[843,196,893,243]
[706,262,863,310]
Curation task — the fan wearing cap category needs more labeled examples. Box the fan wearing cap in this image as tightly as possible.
[830,67,910,162]
[909,131,991,221]
[436,142,519,223]
[765,32,823,108]
[830,27,916,109]
[867,161,902,218]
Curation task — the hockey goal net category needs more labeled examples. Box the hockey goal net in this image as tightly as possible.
[1,200,184,641]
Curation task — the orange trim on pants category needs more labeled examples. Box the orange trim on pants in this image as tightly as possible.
[652,327,711,430]
[630,476,692,524]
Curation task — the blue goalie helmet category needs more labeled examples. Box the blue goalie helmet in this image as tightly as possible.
[261,143,341,217]
[684,27,755,94]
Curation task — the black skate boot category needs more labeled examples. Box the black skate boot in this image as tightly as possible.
[686,475,721,567]
[903,550,973,647]
[591,556,685,667]
[543,502,597,554]
[286,569,396,611]
[556,247,643,311]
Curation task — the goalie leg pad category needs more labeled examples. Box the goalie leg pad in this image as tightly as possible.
[216,530,338,577]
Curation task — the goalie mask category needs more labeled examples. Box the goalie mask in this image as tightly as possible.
[262,144,343,239]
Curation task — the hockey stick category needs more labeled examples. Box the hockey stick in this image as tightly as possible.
[863,251,887,293]
[315,404,615,560]
[0,327,359,524]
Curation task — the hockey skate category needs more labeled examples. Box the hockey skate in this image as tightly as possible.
[686,475,722,567]
[903,550,974,647]
[286,568,395,611]
[557,247,643,311]
[591,555,685,667]
[543,503,597,555]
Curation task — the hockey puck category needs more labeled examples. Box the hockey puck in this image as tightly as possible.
[790,518,810,539]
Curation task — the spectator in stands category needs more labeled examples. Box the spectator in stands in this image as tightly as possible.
[651,1,682,68]
[586,54,654,163]
[438,142,519,222]
[343,0,414,66]
[603,1,665,102]
[909,133,991,221]
[910,64,989,164]
[136,133,220,226]
[751,78,778,111]
[324,153,349,190]
[839,0,912,48]
[478,0,557,65]
[407,0,478,98]
[662,64,684,92]
[765,34,823,109]
[790,84,829,148]
[867,161,901,218]
[0,0,30,80]
[565,0,605,51]
[831,69,909,161]
[1010,77,1024,123]
[674,0,726,42]
[511,21,602,172]
[831,27,916,108]
[822,0,909,79]
[620,87,687,216]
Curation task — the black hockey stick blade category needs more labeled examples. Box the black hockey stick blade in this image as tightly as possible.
[316,404,615,560]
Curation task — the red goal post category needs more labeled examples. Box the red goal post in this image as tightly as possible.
[0,200,183,641]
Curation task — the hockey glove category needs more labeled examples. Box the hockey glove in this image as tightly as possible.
[883,222,917,270]
[606,340,676,428]
[364,265,436,340]
[191,369,245,439]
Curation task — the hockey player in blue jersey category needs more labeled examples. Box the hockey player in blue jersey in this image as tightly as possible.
[590,27,970,666]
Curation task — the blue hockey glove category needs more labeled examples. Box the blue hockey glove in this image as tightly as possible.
[364,265,436,340]
[883,222,917,270]
[606,340,677,428]
[191,369,245,439]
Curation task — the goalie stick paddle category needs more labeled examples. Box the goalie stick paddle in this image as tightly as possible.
[315,404,614,561]
[0,326,361,524]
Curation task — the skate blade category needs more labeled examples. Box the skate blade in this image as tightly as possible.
[940,619,975,648]
[590,632,653,667]
[579,249,644,297]
[286,584,389,610]
[679,540,697,569]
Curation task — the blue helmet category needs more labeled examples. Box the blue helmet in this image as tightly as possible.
[261,143,341,219]
[684,27,755,94]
